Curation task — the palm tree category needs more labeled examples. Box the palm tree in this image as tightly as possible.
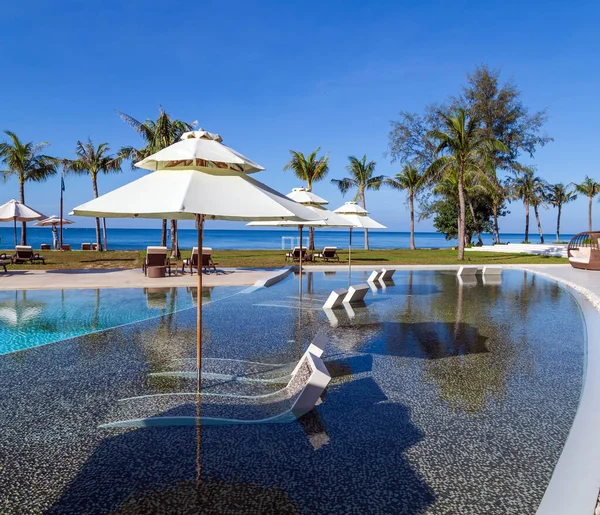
[425,108,506,260]
[384,163,422,249]
[530,175,548,243]
[546,183,577,242]
[283,148,329,249]
[574,176,600,232]
[506,166,545,243]
[68,139,122,251]
[0,131,57,244]
[118,106,195,256]
[432,168,486,246]
[332,155,384,249]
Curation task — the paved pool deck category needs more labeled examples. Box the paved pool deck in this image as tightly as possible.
[2,264,600,299]
[0,268,275,290]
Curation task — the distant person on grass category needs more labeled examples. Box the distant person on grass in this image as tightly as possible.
[52,225,58,250]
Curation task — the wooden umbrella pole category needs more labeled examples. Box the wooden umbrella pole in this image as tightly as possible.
[196,214,205,393]
[13,219,16,248]
[299,225,303,297]
[348,227,353,287]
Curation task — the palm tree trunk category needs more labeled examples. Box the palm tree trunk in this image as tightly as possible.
[524,201,530,243]
[19,180,26,245]
[468,201,482,245]
[556,204,561,242]
[92,176,102,251]
[309,227,315,251]
[102,218,108,251]
[409,193,415,250]
[457,167,466,260]
[534,204,544,243]
[161,220,167,246]
[170,219,180,258]
[493,203,500,244]
[589,196,593,232]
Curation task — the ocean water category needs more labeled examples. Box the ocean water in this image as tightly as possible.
[0,226,574,251]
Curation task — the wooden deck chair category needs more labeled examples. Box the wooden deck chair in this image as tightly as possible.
[315,246,339,262]
[142,246,171,276]
[285,246,310,262]
[182,247,218,275]
[12,245,45,264]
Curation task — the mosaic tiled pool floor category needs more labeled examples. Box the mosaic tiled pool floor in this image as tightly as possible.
[0,270,585,514]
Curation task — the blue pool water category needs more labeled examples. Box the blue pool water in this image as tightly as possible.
[0,270,586,514]
[0,287,240,355]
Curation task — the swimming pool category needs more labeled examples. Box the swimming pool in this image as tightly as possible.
[0,270,586,514]
[0,286,242,355]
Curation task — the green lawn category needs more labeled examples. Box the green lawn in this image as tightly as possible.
[0,248,568,270]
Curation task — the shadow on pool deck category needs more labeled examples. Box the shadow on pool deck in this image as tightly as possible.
[49,377,435,514]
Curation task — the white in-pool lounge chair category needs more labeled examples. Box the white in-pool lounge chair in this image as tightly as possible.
[99,341,331,428]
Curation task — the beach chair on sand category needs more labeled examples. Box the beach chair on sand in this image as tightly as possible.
[142,246,172,276]
[81,243,92,250]
[60,244,71,251]
[286,247,311,262]
[12,245,45,264]
[182,247,218,275]
[314,246,339,262]
[40,244,51,251]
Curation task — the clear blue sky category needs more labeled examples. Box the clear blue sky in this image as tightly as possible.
[1,0,598,236]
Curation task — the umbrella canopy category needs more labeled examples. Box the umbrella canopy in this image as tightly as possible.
[0,199,46,246]
[285,187,328,206]
[135,130,264,174]
[248,188,352,227]
[246,206,353,228]
[71,129,319,398]
[72,170,317,222]
[0,199,45,222]
[333,201,386,229]
[34,215,75,227]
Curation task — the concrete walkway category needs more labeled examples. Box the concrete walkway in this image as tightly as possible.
[0,268,275,290]
[466,243,568,258]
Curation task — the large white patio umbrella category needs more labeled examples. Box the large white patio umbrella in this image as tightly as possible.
[247,188,353,287]
[34,215,74,227]
[71,129,319,387]
[0,199,46,246]
[333,201,386,285]
[35,215,75,250]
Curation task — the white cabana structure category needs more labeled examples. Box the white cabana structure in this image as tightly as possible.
[0,199,45,246]
[71,129,319,389]
[333,201,386,285]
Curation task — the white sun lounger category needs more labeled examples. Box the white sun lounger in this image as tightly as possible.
[379,269,395,280]
[100,347,331,428]
[343,284,369,304]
